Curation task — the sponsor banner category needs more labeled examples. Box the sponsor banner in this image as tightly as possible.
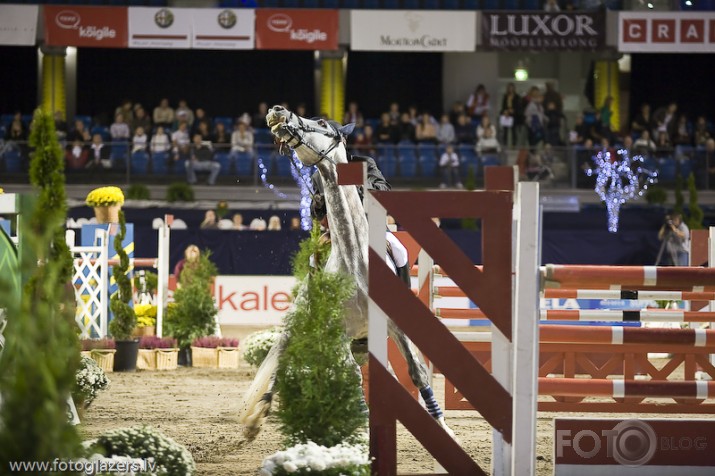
[256,9,338,50]
[215,275,295,326]
[191,8,254,50]
[619,12,715,53]
[0,5,38,46]
[555,418,715,474]
[44,6,127,48]
[351,10,476,52]
[481,11,604,51]
[128,7,192,49]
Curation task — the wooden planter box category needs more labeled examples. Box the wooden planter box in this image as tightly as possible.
[191,346,239,369]
[132,326,156,338]
[136,348,179,371]
[84,349,116,373]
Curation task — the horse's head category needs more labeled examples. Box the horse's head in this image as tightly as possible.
[266,105,354,167]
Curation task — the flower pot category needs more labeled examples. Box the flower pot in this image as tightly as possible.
[89,349,116,373]
[113,339,140,372]
[136,348,157,370]
[218,347,240,369]
[156,348,179,370]
[93,204,121,224]
[191,346,218,368]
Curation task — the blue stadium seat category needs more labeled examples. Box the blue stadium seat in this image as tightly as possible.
[402,0,420,7]
[173,158,187,175]
[2,149,22,173]
[91,126,110,141]
[678,159,692,180]
[151,152,168,175]
[503,0,520,7]
[463,0,480,7]
[423,0,440,7]
[657,157,676,182]
[378,155,398,179]
[214,117,234,132]
[376,144,395,163]
[397,141,416,158]
[235,151,254,176]
[0,114,14,127]
[399,155,418,178]
[522,0,540,8]
[417,143,437,162]
[322,0,339,6]
[483,0,499,7]
[481,154,501,168]
[441,0,460,7]
[131,151,149,175]
[342,0,360,7]
[458,145,478,176]
[215,151,233,174]
[420,154,437,177]
[274,154,293,177]
[111,143,129,168]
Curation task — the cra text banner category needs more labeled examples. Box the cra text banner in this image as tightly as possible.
[481,11,605,51]
[128,7,192,49]
[191,8,254,50]
[619,12,715,53]
[351,10,476,52]
[0,5,38,46]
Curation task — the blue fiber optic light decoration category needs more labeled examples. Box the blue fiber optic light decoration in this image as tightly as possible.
[584,149,658,233]
[257,156,288,199]
[256,153,314,231]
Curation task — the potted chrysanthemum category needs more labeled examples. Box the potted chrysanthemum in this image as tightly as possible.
[85,186,125,224]
[74,355,110,410]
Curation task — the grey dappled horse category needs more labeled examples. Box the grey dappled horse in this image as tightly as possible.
[238,106,453,440]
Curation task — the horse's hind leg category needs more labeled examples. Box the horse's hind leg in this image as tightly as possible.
[388,326,455,438]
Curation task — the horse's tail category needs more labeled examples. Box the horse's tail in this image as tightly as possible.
[238,332,285,440]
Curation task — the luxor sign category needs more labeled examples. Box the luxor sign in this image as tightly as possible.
[481,11,605,51]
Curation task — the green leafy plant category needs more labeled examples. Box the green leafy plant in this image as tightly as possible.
[133,270,158,294]
[91,426,196,475]
[164,251,218,349]
[108,211,137,340]
[166,182,195,202]
[124,184,151,201]
[686,173,704,230]
[0,109,82,464]
[242,327,282,368]
[645,186,667,206]
[74,356,110,409]
[673,174,684,216]
[275,228,366,447]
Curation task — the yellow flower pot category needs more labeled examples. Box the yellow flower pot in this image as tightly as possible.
[93,204,122,224]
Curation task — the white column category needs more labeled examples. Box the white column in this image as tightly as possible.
[97,229,109,338]
[156,219,170,338]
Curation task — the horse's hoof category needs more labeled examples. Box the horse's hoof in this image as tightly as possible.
[437,417,459,443]
[243,425,262,441]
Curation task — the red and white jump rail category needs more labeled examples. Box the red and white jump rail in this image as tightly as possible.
[542,264,715,291]
[540,378,715,399]
[543,289,715,301]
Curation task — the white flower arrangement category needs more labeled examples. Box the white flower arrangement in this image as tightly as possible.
[91,426,196,475]
[242,327,282,367]
[260,441,370,475]
[75,355,110,408]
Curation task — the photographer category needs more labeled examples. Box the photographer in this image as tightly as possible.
[657,212,690,266]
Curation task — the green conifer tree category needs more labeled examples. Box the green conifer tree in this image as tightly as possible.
[686,173,704,230]
[276,225,366,446]
[109,211,137,340]
[673,174,684,216]
[0,110,81,467]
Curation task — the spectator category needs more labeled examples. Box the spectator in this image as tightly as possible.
[569,113,589,145]
[476,115,496,142]
[253,102,269,129]
[267,215,282,231]
[526,152,554,181]
[439,144,462,189]
[633,130,657,156]
[175,100,195,127]
[466,84,490,119]
[54,111,68,141]
[132,126,148,153]
[672,114,692,146]
[524,91,546,146]
[249,218,267,231]
[232,213,247,230]
[454,113,476,145]
[375,112,398,144]
[4,119,27,147]
[351,124,376,157]
[631,103,653,136]
[543,82,563,114]
[131,106,152,135]
[195,121,212,142]
[343,101,365,128]
[655,130,672,157]
[500,83,522,147]
[544,101,565,146]
[153,98,174,129]
[187,134,220,186]
[653,102,678,142]
[599,96,614,140]
[110,113,131,142]
[212,122,230,152]
[415,112,438,144]
[65,140,89,170]
[114,99,134,125]
[150,126,171,155]
[621,135,634,156]
[88,133,111,169]
[544,0,561,11]
[192,108,211,137]
[67,119,91,145]
[703,138,715,188]
[436,113,456,145]
[477,122,501,155]
[171,122,191,163]
[200,210,219,230]
[657,212,689,266]
[449,101,466,126]
[174,244,200,283]
[289,217,301,231]
[694,116,711,148]
[407,105,420,126]
[388,102,401,124]
[397,112,417,143]
[229,121,254,161]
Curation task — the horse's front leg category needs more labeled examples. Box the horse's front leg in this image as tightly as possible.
[387,325,456,439]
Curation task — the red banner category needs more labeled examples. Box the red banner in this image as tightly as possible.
[255,9,338,50]
[44,6,128,48]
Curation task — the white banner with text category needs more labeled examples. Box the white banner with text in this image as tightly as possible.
[0,5,38,46]
[128,7,193,49]
[191,8,254,50]
[214,275,295,326]
[350,10,476,52]
[619,11,715,53]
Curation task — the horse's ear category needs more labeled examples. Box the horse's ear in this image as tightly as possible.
[339,123,355,136]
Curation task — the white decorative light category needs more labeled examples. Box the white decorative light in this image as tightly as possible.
[584,148,658,233]
[256,153,314,231]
